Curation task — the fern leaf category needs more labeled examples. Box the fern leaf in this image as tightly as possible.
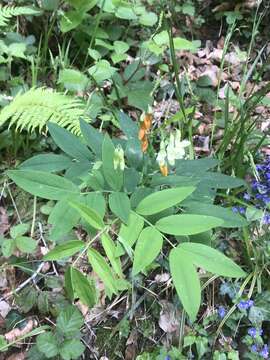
[0,88,87,134]
[0,5,42,27]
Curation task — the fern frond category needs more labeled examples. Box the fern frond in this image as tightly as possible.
[0,5,42,27]
[0,88,86,134]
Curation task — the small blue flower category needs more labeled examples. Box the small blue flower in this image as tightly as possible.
[260,345,269,359]
[237,299,254,310]
[218,306,226,318]
[243,193,251,201]
[239,207,246,215]
[248,327,257,337]
[232,206,239,213]
[164,356,171,360]
[263,213,270,225]
[251,344,258,353]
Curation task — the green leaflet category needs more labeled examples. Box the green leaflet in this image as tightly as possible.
[7,170,79,200]
[169,247,201,322]
[156,214,223,235]
[132,226,163,275]
[44,240,85,261]
[136,186,195,216]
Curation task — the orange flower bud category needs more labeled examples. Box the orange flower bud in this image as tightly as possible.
[143,113,152,131]
[141,136,149,152]
[159,164,168,176]
[138,126,146,140]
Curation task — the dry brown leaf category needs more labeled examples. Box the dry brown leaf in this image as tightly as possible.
[158,300,180,334]
[154,273,170,283]
[0,300,11,318]
[5,319,38,342]
[6,352,26,360]
[125,329,138,360]
[0,207,9,235]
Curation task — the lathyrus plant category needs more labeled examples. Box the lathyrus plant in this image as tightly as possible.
[6,111,248,321]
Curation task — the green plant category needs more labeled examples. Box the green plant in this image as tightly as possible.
[6,115,248,322]
[0,4,42,27]
[0,222,36,256]
[32,305,85,360]
[0,87,87,134]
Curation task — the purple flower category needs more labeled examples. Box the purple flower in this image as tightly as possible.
[164,357,171,360]
[247,327,262,338]
[243,193,251,201]
[260,345,269,359]
[237,300,254,310]
[239,207,246,215]
[248,327,257,337]
[232,206,239,213]
[263,213,270,225]
[251,344,258,353]
[218,306,226,318]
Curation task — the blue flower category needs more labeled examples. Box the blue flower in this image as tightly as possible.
[248,327,257,337]
[263,213,270,225]
[218,306,226,318]
[251,344,258,353]
[164,357,171,360]
[237,300,254,310]
[243,193,251,201]
[232,206,239,213]
[260,345,269,359]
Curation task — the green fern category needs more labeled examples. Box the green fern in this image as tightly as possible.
[0,88,87,134]
[0,5,42,27]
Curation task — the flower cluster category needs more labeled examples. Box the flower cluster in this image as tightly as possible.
[251,344,268,358]
[113,145,125,171]
[156,129,190,176]
[138,110,152,153]
[233,156,270,224]
[237,299,254,310]
[248,327,263,337]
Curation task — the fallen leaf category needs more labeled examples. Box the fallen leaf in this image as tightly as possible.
[158,300,180,334]
[0,207,9,235]
[0,300,11,318]
[5,319,38,342]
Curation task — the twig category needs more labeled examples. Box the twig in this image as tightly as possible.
[38,222,59,276]
[0,262,44,302]
[6,182,22,223]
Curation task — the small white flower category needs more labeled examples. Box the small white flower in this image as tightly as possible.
[156,140,167,166]
[113,145,125,171]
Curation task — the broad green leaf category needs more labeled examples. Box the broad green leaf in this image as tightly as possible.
[118,111,138,139]
[43,240,84,260]
[115,6,137,20]
[36,332,59,358]
[173,37,200,52]
[66,0,97,11]
[199,172,246,189]
[48,199,80,239]
[20,154,72,172]
[48,123,92,161]
[56,305,84,336]
[101,233,123,277]
[64,266,74,300]
[156,214,223,235]
[109,192,130,224]
[10,223,29,239]
[113,40,129,54]
[139,12,158,26]
[115,211,144,257]
[88,60,116,83]
[70,267,97,307]
[102,134,123,191]
[175,158,219,175]
[7,170,79,200]
[80,119,104,158]
[180,243,246,278]
[88,248,118,297]
[15,236,36,253]
[132,227,163,275]
[59,339,85,360]
[169,247,201,322]
[85,192,106,218]
[58,69,89,92]
[69,201,105,230]
[184,202,248,228]
[2,239,15,257]
[136,187,195,216]
[60,10,84,33]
